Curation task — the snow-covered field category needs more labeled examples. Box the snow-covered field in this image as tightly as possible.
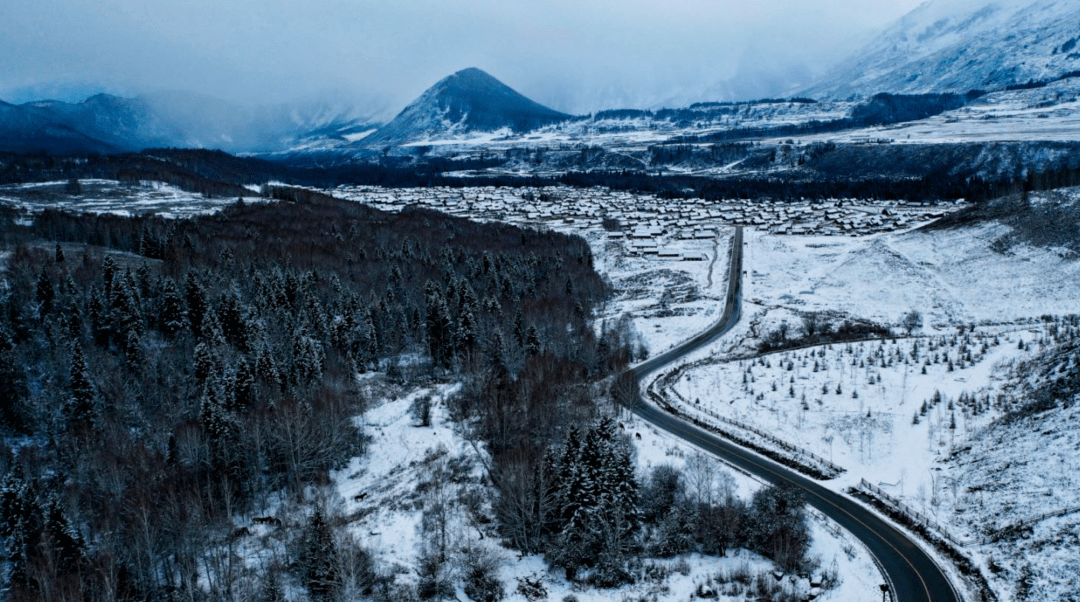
[787,80,1080,145]
[627,215,1080,602]
[0,179,262,218]
[666,328,1047,524]
[742,224,1080,330]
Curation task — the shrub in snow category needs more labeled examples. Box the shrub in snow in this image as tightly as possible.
[411,394,433,427]
[462,553,504,602]
[515,575,547,601]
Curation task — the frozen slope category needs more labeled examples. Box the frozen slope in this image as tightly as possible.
[805,0,1080,99]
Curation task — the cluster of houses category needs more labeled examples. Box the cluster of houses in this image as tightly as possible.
[333,185,959,259]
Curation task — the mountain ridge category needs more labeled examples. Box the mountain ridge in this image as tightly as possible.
[0,92,380,155]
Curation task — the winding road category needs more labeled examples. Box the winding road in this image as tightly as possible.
[628,227,960,602]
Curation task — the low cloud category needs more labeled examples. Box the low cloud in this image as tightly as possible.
[0,0,925,116]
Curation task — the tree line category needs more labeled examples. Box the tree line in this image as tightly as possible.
[8,139,1080,208]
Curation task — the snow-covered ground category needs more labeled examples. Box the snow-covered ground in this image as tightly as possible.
[742,224,1080,330]
[579,226,732,359]
[949,400,1080,601]
[627,412,886,602]
[327,374,885,602]
[666,329,1046,526]
[8,177,1075,599]
[0,179,261,218]
[627,214,1080,602]
[786,80,1080,145]
[333,382,470,573]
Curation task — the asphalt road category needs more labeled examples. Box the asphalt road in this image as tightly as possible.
[628,227,959,602]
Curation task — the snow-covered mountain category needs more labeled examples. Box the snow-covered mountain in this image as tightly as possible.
[361,68,572,147]
[0,92,380,155]
[804,0,1080,99]
[0,98,122,155]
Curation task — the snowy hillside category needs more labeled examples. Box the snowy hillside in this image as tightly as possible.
[805,0,1080,99]
[635,186,1080,602]
[361,68,571,148]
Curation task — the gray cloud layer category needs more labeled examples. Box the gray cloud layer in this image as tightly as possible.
[1,0,924,116]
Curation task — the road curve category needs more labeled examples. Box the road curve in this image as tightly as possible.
[628,227,959,602]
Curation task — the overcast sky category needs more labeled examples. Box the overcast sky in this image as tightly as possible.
[1,0,926,116]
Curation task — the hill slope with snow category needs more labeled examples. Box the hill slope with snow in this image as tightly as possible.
[805,0,1080,99]
[361,68,572,147]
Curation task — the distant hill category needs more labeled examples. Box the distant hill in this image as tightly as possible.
[804,0,1080,99]
[361,68,572,147]
[0,99,122,155]
[0,93,380,155]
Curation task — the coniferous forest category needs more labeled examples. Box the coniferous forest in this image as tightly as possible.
[0,187,811,601]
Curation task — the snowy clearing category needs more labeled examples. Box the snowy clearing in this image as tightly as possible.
[0,179,262,218]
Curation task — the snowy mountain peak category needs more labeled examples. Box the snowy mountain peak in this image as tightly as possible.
[361,67,572,147]
[804,0,1080,99]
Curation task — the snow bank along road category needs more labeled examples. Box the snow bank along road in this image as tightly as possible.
[628,227,960,602]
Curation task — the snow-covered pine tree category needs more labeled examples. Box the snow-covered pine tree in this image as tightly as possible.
[36,266,55,316]
[303,508,340,601]
[158,277,185,336]
[66,341,96,424]
[185,272,208,339]
[41,495,85,570]
[0,470,42,587]
[260,569,286,602]
[525,325,541,357]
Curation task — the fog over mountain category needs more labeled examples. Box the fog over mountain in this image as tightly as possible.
[804,0,1080,99]
[2,0,922,116]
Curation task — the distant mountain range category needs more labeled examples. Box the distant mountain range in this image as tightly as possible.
[7,1,1080,156]
[803,0,1080,99]
[0,92,379,155]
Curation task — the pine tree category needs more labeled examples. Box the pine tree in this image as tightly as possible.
[488,331,505,368]
[458,306,477,357]
[0,470,42,587]
[66,342,96,424]
[193,342,217,385]
[304,508,339,601]
[255,345,281,386]
[540,448,564,540]
[200,382,240,477]
[89,288,109,346]
[42,496,84,570]
[233,357,257,410]
[219,288,249,351]
[185,273,208,339]
[425,284,452,369]
[101,255,117,300]
[158,278,186,336]
[111,279,144,352]
[36,266,55,316]
[260,569,286,602]
[553,425,582,534]
[513,311,525,347]
[607,433,640,537]
[292,330,324,385]
[525,325,541,357]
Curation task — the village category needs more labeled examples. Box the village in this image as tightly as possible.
[332,184,963,260]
